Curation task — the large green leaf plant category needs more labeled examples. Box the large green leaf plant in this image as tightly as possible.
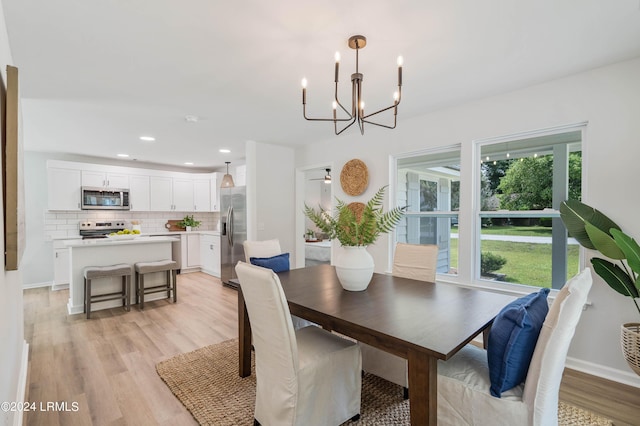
[560,199,640,316]
[304,186,406,247]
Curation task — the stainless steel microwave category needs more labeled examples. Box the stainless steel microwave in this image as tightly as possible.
[81,186,130,210]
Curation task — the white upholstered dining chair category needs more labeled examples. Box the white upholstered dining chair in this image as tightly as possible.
[361,242,439,397]
[243,239,314,329]
[436,268,593,426]
[235,261,362,426]
[243,239,283,264]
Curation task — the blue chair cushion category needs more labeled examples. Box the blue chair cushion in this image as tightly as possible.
[487,288,550,397]
[249,252,290,273]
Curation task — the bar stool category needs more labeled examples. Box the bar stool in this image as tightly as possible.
[134,259,178,309]
[83,264,133,319]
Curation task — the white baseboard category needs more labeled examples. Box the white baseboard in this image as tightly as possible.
[51,282,69,291]
[22,280,53,289]
[13,340,29,426]
[565,356,640,388]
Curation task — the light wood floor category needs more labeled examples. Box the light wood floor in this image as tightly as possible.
[23,272,640,425]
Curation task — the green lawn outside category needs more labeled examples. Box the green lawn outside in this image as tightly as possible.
[479,225,552,237]
[449,226,579,288]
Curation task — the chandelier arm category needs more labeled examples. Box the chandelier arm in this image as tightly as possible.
[361,102,399,120]
[335,116,358,135]
[357,117,365,135]
[303,104,353,122]
[361,118,397,130]
[334,83,352,117]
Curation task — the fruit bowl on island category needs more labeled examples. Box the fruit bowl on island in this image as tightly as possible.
[106,229,141,240]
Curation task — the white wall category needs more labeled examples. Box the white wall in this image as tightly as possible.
[246,141,296,263]
[295,57,640,386]
[0,4,27,425]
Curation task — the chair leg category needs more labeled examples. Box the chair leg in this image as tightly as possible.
[124,275,131,312]
[166,270,171,300]
[139,273,145,310]
[121,275,126,309]
[172,270,177,303]
[86,278,92,319]
[403,386,409,400]
[350,414,361,421]
[253,419,260,426]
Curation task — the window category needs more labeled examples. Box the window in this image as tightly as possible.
[477,130,582,289]
[396,148,460,276]
[392,123,585,291]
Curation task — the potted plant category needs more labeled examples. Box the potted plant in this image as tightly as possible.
[178,215,201,232]
[560,199,640,375]
[304,185,406,291]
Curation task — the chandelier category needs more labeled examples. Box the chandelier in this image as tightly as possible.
[301,35,402,135]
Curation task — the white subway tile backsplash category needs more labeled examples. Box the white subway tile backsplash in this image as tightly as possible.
[44,210,220,237]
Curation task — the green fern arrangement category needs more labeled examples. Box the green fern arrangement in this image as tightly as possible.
[304,186,406,246]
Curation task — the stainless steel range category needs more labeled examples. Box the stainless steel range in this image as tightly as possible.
[79,221,126,239]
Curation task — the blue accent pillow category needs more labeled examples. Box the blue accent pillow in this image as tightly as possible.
[249,253,290,273]
[487,288,550,397]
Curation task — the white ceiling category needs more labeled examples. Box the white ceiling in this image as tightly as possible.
[3,0,640,170]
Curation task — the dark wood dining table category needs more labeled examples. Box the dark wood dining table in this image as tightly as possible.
[237,264,516,425]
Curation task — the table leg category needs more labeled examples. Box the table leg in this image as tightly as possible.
[408,350,438,425]
[483,322,493,349]
[238,286,252,377]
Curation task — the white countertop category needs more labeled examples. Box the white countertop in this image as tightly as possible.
[63,235,179,247]
[147,230,220,236]
[53,230,220,241]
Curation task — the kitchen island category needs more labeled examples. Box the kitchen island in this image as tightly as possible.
[64,236,179,315]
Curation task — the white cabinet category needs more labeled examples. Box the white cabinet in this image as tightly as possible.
[48,168,81,211]
[210,174,219,211]
[193,179,211,212]
[81,170,129,189]
[173,177,194,212]
[150,176,198,212]
[129,175,150,211]
[149,176,173,211]
[200,234,220,277]
[186,233,201,268]
[53,239,80,289]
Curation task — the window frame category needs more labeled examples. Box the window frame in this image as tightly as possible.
[391,122,588,294]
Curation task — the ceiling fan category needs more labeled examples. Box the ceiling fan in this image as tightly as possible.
[309,168,332,184]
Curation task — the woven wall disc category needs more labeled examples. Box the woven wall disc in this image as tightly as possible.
[340,159,369,196]
[347,202,365,222]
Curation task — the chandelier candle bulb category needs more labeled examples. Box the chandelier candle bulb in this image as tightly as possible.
[335,51,340,82]
[397,56,403,86]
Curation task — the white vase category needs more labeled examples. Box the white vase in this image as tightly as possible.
[335,246,374,291]
[186,226,192,232]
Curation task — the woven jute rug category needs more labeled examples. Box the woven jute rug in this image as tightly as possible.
[156,339,612,426]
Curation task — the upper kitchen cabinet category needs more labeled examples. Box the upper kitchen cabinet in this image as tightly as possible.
[193,178,211,212]
[209,173,219,211]
[149,175,196,212]
[48,167,81,210]
[81,170,129,189]
[149,176,174,211]
[173,177,195,211]
[129,175,150,211]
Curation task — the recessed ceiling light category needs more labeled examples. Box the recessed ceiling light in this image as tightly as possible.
[117,153,129,158]
[219,149,231,153]
[184,162,194,165]
[185,115,200,123]
[139,136,156,142]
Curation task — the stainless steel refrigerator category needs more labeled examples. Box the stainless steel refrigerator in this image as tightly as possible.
[220,185,247,288]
